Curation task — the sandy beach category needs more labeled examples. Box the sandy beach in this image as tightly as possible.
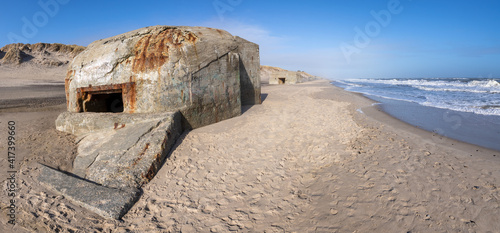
[1,79,500,232]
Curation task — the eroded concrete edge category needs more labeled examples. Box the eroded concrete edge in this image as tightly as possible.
[37,164,141,219]
[38,112,183,219]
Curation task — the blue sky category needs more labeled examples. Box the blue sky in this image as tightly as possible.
[1,0,499,79]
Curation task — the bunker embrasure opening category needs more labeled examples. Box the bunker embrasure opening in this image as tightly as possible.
[80,89,124,113]
[76,83,136,113]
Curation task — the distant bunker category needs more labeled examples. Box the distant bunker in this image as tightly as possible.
[262,66,319,85]
[41,26,261,219]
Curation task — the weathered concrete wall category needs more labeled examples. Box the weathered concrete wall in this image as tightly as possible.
[236,36,261,105]
[179,51,241,129]
[57,112,182,189]
[65,26,260,129]
[56,111,173,136]
[38,164,140,219]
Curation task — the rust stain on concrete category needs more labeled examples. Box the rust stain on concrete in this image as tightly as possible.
[131,143,150,166]
[132,29,198,73]
[215,29,224,36]
[64,71,73,107]
[113,123,126,129]
[142,153,162,181]
[123,82,137,113]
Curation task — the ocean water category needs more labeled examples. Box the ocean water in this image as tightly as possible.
[335,78,500,116]
[332,78,500,151]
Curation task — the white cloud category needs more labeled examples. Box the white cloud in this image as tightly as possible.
[200,18,287,51]
[199,18,386,79]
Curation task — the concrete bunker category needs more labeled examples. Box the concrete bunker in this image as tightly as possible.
[40,26,261,219]
[262,65,320,85]
[62,26,261,128]
[268,69,298,85]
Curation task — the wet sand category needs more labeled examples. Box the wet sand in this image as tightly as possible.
[1,80,500,232]
[362,95,500,152]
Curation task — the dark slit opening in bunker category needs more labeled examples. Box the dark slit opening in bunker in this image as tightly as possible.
[83,92,124,113]
[278,78,286,84]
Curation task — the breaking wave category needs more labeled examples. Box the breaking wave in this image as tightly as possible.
[335,78,500,116]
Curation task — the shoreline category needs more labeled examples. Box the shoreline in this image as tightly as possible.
[363,103,500,157]
[319,82,500,163]
[331,81,500,154]
[1,79,499,232]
